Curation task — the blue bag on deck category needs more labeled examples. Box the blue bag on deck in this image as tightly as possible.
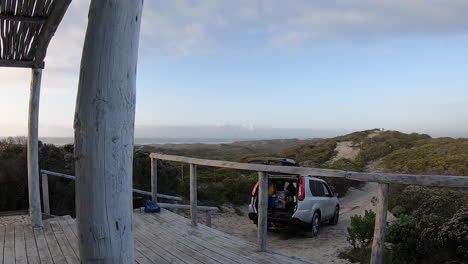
[144,200,161,213]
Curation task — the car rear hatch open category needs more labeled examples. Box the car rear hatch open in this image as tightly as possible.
[248,158,300,227]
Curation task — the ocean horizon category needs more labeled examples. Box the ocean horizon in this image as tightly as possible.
[34,137,271,145]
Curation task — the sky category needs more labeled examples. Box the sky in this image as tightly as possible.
[1,0,468,139]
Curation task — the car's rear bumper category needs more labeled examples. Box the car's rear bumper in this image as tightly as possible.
[248,213,309,228]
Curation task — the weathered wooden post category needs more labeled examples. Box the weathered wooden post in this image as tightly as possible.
[257,171,268,252]
[151,158,158,202]
[41,173,50,215]
[370,183,389,264]
[190,164,198,226]
[74,0,143,262]
[27,68,43,228]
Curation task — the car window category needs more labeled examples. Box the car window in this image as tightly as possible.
[317,182,325,196]
[309,180,324,196]
[308,180,317,196]
[322,183,331,197]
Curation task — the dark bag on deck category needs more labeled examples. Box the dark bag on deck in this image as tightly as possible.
[144,200,161,213]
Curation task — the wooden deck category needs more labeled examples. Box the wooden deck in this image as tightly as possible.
[0,209,312,264]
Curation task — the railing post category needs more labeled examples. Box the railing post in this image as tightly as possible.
[173,200,179,214]
[190,164,198,226]
[206,211,212,228]
[27,68,43,228]
[257,171,268,252]
[151,158,158,202]
[41,173,50,215]
[370,183,389,264]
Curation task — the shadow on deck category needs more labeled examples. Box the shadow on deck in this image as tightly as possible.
[0,209,314,264]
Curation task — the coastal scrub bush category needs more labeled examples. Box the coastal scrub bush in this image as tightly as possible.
[385,186,468,263]
[282,139,337,165]
[439,206,468,260]
[386,215,420,262]
[383,138,468,175]
[133,151,181,196]
[355,131,430,166]
[390,205,405,218]
[339,210,376,263]
[347,210,376,250]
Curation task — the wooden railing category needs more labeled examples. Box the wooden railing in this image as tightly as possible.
[150,153,468,264]
[40,169,219,227]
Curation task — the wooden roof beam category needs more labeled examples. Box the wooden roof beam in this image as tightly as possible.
[0,14,48,23]
[0,59,44,68]
[32,0,72,68]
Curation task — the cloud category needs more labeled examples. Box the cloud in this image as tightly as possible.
[267,0,468,46]
[140,0,468,50]
[2,0,468,78]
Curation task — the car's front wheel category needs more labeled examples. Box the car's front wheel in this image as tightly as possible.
[306,212,320,237]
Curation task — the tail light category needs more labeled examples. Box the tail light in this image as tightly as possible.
[298,177,305,201]
[251,181,260,196]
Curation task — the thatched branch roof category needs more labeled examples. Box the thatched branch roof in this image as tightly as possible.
[0,0,71,69]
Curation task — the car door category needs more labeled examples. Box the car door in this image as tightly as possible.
[309,179,328,219]
[320,182,335,220]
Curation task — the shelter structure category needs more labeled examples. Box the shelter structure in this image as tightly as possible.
[2,1,468,264]
[0,0,72,228]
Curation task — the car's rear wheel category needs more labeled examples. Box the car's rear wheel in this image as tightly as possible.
[330,206,339,225]
[306,212,320,237]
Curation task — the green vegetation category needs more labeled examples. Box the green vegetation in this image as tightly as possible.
[138,138,318,161]
[347,210,376,250]
[1,138,296,213]
[390,205,405,218]
[384,138,468,175]
[0,137,75,214]
[2,130,468,264]
[342,189,468,264]
[282,139,337,166]
[385,187,468,263]
[355,131,430,166]
[325,132,468,264]
[339,210,376,262]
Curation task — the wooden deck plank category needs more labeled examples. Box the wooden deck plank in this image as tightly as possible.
[0,225,5,264]
[49,221,79,264]
[57,219,80,259]
[135,213,247,264]
[149,210,310,264]
[14,225,27,264]
[133,225,189,264]
[2,211,310,264]
[58,219,159,264]
[33,227,54,264]
[42,222,67,264]
[147,212,273,264]
[3,225,15,264]
[153,210,310,264]
[64,217,165,264]
[23,226,41,264]
[134,215,220,264]
[143,222,241,264]
[134,240,169,264]
[134,247,156,264]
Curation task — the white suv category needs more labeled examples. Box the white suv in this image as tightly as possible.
[247,158,339,237]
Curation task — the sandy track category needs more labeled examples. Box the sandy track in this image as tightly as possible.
[329,141,360,162]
